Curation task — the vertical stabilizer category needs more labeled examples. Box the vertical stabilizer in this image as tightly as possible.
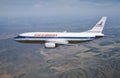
[89,17,107,33]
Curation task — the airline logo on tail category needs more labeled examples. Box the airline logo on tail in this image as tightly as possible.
[98,22,103,26]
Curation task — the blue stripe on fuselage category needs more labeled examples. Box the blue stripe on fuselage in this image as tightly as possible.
[15,36,95,39]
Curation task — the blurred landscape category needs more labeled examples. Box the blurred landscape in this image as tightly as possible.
[0,16,120,78]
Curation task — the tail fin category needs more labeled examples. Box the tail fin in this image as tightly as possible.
[88,16,107,33]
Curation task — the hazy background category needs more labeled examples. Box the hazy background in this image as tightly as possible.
[0,0,120,17]
[0,0,120,78]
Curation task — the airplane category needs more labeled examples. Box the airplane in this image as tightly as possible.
[14,17,107,48]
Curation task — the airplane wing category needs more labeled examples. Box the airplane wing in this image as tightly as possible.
[45,39,68,48]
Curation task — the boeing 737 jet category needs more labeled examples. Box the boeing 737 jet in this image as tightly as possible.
[14,17,107,48]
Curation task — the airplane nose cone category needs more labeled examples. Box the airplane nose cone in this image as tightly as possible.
[14,36,25,41]
[14,36,19,41]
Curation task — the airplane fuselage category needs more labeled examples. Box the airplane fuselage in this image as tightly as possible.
[14,17,107,48]
[14,32,104,43]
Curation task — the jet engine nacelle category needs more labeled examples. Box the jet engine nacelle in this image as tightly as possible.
[45,42,56,48]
